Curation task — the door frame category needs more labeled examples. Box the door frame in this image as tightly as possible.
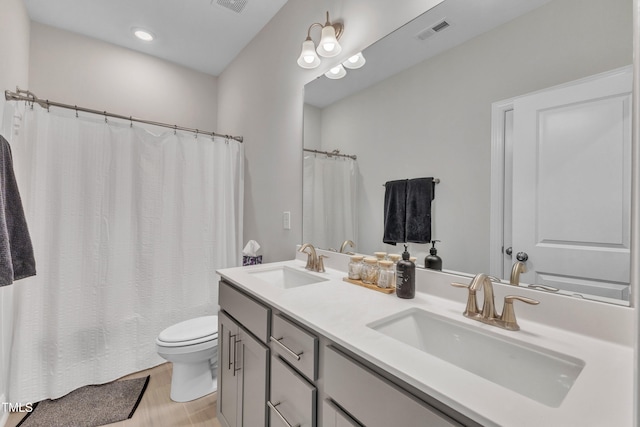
[489,65,634,281]
[489,98,514,279]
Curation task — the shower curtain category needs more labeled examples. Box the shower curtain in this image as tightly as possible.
[303,154,357,250]
[2,102,243,403]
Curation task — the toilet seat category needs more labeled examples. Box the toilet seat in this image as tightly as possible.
[157,315,218,347]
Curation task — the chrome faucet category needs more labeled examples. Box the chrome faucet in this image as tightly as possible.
[510,261,527,286]
[339,239,355,254]
[299,243,327,273]
[452,273,539,331]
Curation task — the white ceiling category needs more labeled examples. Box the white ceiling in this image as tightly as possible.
[23,0,289,76]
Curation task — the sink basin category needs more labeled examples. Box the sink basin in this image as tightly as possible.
[367,308,584,407]
[247,265,329,289]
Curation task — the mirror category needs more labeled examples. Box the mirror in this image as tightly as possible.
[303,0,633,304]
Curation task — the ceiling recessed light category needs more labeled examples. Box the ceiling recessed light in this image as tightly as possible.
[133,29,154,42]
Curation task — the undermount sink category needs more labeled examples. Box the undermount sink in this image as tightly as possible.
[248,265,329,289]
[367,308,584,407]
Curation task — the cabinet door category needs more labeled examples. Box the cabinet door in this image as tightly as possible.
[218,311,240,427]
[238,325,269,427]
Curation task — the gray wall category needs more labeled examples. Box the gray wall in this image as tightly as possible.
[217,0,446,262]
[28,23,218,132]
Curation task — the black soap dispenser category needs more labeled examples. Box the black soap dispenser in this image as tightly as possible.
[396,245,416,299]
[425,240,442,271]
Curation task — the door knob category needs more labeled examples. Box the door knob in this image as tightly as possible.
[505,247,513,256]
[516,252,528,262]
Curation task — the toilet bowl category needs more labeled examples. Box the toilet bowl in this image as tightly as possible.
[156,315,218,402]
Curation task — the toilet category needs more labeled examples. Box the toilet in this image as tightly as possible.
[156,315,218,402]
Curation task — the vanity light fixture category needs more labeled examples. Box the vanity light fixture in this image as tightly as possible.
[325,64,347,79]
[133,28,154,42]
[343,52,366,69]
[297,11,343,69]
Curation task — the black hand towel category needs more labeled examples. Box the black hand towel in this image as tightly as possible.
[0,135,36,286]
[383,179,407,245]
[406,177,434,244]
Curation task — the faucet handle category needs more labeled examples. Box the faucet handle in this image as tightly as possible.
[317,255,328,273]
[499,295,540,331]
[451,282,479,316]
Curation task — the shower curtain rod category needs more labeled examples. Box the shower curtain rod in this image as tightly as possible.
[303,148,357,160]
[4,88,244,143]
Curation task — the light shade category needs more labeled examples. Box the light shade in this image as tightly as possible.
[343,52,366,69]
[297,38,321,69]
[316,25,342,58]
[325,64,347,79]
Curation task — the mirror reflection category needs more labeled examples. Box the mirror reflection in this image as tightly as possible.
[302,0,633,304]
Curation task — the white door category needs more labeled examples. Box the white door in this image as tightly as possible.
[511,67,632,300]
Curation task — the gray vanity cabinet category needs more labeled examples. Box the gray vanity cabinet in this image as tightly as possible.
[218,279,471,427]
[218,281,270,427]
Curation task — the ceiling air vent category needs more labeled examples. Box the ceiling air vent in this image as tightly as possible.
[415,19,451,41]
[216,0,248,14]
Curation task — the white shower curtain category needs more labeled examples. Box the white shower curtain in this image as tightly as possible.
[2,102,243,402]
[303,154,357,250]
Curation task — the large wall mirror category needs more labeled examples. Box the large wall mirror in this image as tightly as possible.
[302,0,633,305]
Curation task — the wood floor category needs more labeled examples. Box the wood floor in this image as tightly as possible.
[6,363,222,427]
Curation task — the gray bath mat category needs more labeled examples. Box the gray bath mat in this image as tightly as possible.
[16,375,149,427]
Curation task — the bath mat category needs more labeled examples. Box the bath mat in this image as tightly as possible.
[16,375,149,427]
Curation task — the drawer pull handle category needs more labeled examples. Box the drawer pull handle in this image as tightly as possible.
[270,336,303,361]
[268,401,300,427]
[233,336,242,374]
[228,332,236,371]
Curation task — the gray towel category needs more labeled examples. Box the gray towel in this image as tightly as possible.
[0,135,36,286]
[383,179,407,245]
[406,177,434,244]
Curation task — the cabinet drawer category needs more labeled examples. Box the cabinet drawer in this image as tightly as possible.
[271,313,318,381]
[322,399,361,427]
[219,280,270,343]
[324,346,461,427]
[269,356,317,427]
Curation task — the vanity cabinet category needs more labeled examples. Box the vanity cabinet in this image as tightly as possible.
[323,346,462,427]
[218,278,469,427]
[218,281,270,427]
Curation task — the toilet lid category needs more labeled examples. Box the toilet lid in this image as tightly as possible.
[158,315,218,343]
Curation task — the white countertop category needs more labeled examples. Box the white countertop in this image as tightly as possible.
[217,257,634,427]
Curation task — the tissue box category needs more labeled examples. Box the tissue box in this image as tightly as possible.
[243,255,263,266]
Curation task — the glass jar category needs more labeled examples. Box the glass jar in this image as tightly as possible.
[348,255,364,280]
[377,260,395,289]
[374,252,387,261]
[388,253,401,269]
[361,257,379,284]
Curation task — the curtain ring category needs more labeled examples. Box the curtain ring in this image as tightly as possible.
[130,116,133,128]
[195,129,199,139]
[46,100,50,113]
[104,111,108,124]
[174,125,177,135]
[75,106,78,118]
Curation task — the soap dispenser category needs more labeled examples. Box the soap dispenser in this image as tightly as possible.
[425,240,442,271]
[396,245,415,299]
